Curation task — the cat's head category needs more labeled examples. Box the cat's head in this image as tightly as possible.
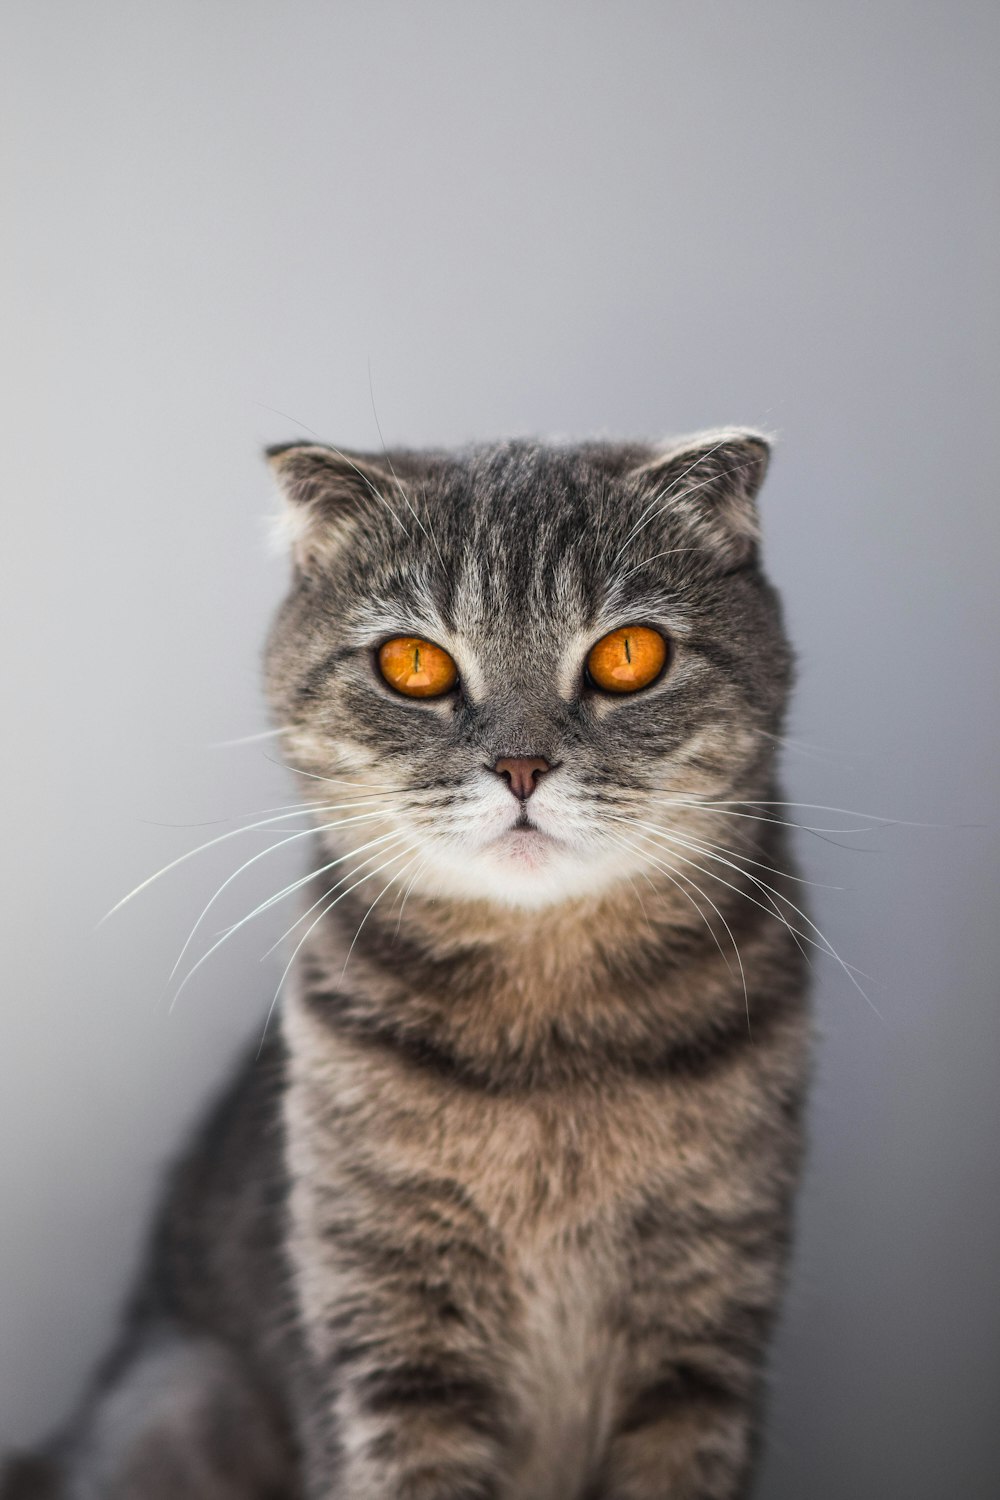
[265,432,792,911]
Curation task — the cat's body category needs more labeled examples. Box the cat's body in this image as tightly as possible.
[6,433,811,1499]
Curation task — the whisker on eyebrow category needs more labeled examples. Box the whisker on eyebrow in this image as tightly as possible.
[611,435,734,566]
[323,439,413,537]
[616,547,703,585]
[614,455,762,566]
[367,361,448,573]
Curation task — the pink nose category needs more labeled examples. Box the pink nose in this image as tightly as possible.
[493,757,551,800]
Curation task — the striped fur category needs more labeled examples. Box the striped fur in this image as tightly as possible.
[10,432,810,1499]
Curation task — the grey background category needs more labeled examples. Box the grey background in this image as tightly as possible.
[3,1,998,1494]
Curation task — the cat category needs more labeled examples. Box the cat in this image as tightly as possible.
[3,429,811,1499]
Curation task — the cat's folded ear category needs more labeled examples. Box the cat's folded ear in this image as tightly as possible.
[266,443,396,574]
[630,428,772,566]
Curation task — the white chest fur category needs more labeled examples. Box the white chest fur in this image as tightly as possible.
[505,1231,623,1499]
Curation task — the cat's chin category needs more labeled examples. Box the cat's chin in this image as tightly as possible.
[491,826,557,869]
[412,831,633,911]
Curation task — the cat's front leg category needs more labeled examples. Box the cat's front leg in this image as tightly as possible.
[298,1312,510,1500]
[595,1366,759,1500]
[594,1208,780,1500]
[325,1366,505,1500]
[288,1163,515,1500]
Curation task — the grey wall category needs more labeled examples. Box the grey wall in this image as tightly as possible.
[3,2,998,1493]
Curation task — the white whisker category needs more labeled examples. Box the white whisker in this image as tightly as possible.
[168,830,409,1010]
[255,840,422,1056]
[616,816,879,1014]
[643,796,877,838]
[618,816,814,968]
[654,796,931,827]
[608,830,733,976]
[165,808,394,987]
[100,803,377,923]
[630,814,842,889]
[242,830,406,939]
[261,755,397,792]
[340,843,426,981]
[608,829,750,1033]
[393,858,428,937]
[261,833,413,958]
[207,727,290,749]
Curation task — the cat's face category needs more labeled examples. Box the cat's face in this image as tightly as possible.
[266,433,792,911]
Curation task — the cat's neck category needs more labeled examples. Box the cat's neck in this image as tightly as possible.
[302,870,698,996]
[287,863,791,1092]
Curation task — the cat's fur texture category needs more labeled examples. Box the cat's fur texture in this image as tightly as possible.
[5,431,811,1499]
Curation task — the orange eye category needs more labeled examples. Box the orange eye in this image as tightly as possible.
[378,636,458,698]
[586,625,667,693]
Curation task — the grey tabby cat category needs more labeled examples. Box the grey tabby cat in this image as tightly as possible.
[5,430,811,1500]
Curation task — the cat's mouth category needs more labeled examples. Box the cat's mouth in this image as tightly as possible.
[491,819,561,867]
